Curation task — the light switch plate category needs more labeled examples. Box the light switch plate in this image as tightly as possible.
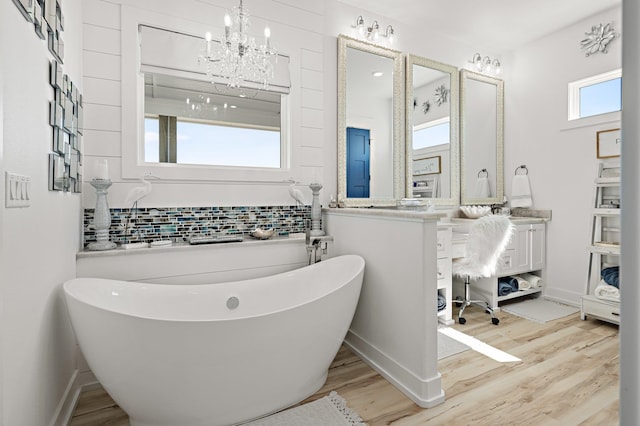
[5,172,31,208]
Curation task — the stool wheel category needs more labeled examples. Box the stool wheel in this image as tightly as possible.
[492,317,500,325]
[458,317,466,325]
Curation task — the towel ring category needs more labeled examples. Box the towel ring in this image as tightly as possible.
[477,168,489,178]
[514,165,528,175]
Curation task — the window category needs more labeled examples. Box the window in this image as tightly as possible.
[145,115,281,168]
[413,117,450,150]
[568,69,622,120]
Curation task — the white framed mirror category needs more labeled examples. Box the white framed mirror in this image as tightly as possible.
[120,11,293,183]
[460,69,504,205]
[405,55,459,205]
[337,35,404,207]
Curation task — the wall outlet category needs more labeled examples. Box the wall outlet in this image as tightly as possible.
[5,172,31,208]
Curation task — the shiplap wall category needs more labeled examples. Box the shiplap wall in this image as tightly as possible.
[82,0,326,208]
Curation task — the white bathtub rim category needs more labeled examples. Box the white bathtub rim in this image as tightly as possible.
[64,254,365,323]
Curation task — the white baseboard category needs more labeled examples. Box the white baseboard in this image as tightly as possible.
[344,331,445,409]
[543,294,580,308]
[543,287,582,307]
[49,369,99,426]
[49,370,80,426]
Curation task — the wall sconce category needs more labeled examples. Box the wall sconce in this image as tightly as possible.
[354,16,395,45]
[470,53,502,75]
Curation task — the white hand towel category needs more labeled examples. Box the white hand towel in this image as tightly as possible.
[511,174,532,208]
[594,280,620,302]
[520,273,543,288]
[475,176,491,198]
[514,275,531,291]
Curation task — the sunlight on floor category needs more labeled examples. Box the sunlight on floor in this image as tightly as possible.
[439,327,521,363]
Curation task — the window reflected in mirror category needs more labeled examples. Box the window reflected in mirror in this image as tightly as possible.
[143,73,283,168]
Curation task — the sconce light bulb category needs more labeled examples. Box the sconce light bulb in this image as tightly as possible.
[371,20,380,41]
[205,32,212,42]
[493,59,502,74]
[356,16,365,35]
[206,97,210,103]
[264,26,271,39]
[186,97,190,104]
[224,13,231,27]
[483,56,492,71]
[386,25,395,44]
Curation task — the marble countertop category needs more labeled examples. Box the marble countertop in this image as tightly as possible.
[323,207,446,221]
[447,216,549,225]
[76,233,327,258]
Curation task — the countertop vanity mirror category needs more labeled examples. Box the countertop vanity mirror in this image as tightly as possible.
[337,35,404,206]
[405,55,459,205]
[460,69,504,205]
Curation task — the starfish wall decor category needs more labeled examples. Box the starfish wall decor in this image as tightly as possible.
[580,23,619,57]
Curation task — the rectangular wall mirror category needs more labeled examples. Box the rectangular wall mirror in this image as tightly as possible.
[405,55,459,205]
[460,69,504,205]
[120,14,292,182]
[337,35,404,206]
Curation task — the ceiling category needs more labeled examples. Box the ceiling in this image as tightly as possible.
[337,0,621,52]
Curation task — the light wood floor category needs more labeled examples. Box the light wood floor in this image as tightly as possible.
[69,308,619,425]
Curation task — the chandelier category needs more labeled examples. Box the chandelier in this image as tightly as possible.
[200,0,277,89]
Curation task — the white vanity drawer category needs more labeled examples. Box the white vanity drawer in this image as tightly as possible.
[437,258,451,289]
[437,229,452,258]
[582,295,620,324]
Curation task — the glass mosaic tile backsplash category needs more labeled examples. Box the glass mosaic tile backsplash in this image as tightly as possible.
[83,205,311,247]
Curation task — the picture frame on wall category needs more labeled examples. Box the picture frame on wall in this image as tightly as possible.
[413,155,442,175]
[596,128,621,159]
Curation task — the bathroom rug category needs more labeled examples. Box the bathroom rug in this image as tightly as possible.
[241,391,366,426]
[501,298,579,323]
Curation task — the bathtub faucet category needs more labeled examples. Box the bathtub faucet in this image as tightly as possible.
[305,231,327,265]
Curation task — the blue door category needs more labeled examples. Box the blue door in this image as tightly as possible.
[346,127,370,198]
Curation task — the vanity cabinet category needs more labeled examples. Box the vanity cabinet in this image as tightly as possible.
[437,226,454,325]
[497,223,545,276]
[454,221,546,310]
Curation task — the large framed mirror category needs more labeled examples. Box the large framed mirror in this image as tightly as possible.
[460,69,504,205]
[337,35,404,206]
[405,55,459,205]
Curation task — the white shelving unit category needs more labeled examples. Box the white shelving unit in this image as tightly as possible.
[581,161,620,325]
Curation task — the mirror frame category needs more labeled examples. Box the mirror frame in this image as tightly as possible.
[459,69,504,205]
[337,35,404,207]
[405,54,460,205]
[120,7,295,183]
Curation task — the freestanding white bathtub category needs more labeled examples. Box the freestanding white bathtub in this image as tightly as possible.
[63,254,365,426]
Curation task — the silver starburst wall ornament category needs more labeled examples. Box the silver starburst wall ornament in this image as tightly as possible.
[434,84,449,107]
[580,23,619,57]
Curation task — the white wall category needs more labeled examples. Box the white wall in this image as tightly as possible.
[0,0,84,424]
[505,6,622,305]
